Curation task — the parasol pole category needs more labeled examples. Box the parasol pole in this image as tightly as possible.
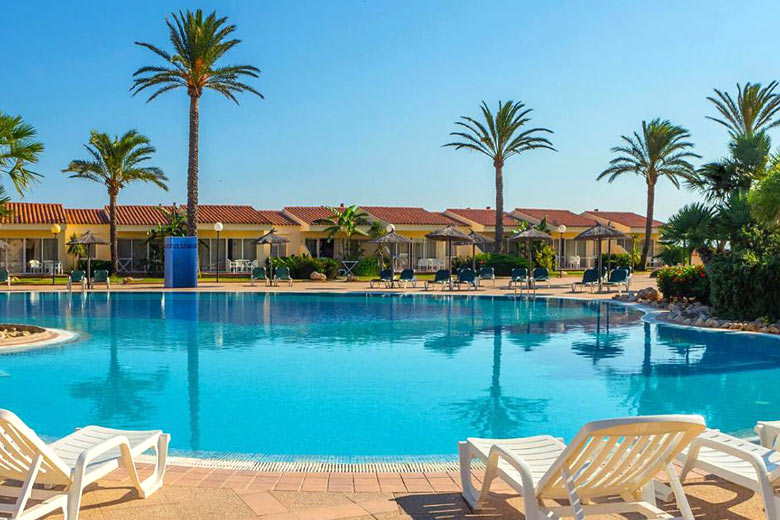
[598,236,603,292]
[472,242,476,272]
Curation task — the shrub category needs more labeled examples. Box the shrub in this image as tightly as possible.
[352,258,380,277]
[654,246,686,267]
[599,253,632,268]
[534,244,556,270]
[656,265,709,303]
[77,259,114,276]
[708,227,780,320]
[267,255,339,279]
[452,253,528,276]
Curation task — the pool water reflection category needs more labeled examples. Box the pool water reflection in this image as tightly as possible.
[0,292,777,458]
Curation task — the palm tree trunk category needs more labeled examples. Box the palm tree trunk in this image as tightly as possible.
[639,181,655,270]
[109,189,118,273]
[494,161,504,254]
[186,95,200,237]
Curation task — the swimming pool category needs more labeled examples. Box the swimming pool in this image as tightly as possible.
[0,291,778,460]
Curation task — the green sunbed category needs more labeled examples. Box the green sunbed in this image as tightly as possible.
[251,266,268,287]
[424,269,451,291]
[273,266,293,287]
[370,269,394,288]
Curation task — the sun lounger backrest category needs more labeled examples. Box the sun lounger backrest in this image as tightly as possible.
[478,267,494,278]
[458,268,475,282]
[581,268,599,284]
[252,267,266,279]
[70,270,85,282]
[0,410,72,486]
[533,267,549,280]
[609,268,628,283]
[276,266,290,279]
[511,267,527,280]
[0,268,7,281]
[379,269,393,280]
[93,269,109,282]
[536,415,705,500]
[400,269,414,280]
[433,269,450,283]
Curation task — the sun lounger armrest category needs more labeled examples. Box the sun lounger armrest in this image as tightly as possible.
[486,444,538,496]
[684,434,772,485]
[75,435,132,474]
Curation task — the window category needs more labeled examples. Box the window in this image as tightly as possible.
[243,239,258,262]
[270,243,286,258]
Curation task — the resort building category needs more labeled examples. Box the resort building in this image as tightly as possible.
[581,210,665,267]
[0,201,665,275]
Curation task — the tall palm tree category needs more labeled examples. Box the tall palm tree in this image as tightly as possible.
[131,9,262,237]
[598,119,700,270]
[444,100,555,253]
[315,205,370,260]
[63,130,168,272]
[0,111,44,195]
[707,81,780,138]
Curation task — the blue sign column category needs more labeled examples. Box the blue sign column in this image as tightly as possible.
[164,236,198,288]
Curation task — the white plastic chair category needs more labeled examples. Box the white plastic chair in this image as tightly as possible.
[678,429,780,520]
[0,409,169,520]
[460,415,705,519]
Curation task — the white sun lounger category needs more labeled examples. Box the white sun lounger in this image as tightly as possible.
[459,414,706,519]
[756,420,780,450]
[678,429,780,520]
[0,409,169,520]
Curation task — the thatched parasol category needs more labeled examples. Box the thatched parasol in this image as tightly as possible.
[370,230,412,271]
[467,231,493,271]
[255,228,290,278]
[574,222,627,292]
[508,228,553,275]
[425,225,473,273]
[67,231,108,288]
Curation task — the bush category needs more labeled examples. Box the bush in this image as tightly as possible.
[267,255,339,279]
[600,253,632,268]
[77,259,114,276]
[654,246,686,267]
[656,265,709,303]
[452,253,528,276]
[351,258,380,277]
[708,227,780,320]
[535,244,556,270]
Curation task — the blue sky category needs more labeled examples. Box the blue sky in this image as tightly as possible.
[3,0,779,219]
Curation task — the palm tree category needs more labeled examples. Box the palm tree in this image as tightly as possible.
[707,81,780,138]
[444,100,555,253]
[66,232,87,267]
[63,130,168,272]
[131,9,262,237]
[598,119,700,270]
[315,205,370,260]
[0,111,44,195]
[0,186,10,220]
[660,203,715,264]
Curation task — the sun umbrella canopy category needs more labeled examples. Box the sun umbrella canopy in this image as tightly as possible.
[255,228,290,244]
[369,231,412,244]
[426,225,473,243]
[508,228,553,241]
[574,223,627,240]
[67,230,108,245]
[468,231,494,249]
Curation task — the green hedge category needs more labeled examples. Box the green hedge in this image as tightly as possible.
[656,265,709,303]
[708,249,780,321]
[351,258,380,277]
[77,259,114,275]
[452,253,528,276]
[267,255,339,279]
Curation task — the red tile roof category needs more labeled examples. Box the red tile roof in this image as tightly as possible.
[65,208,109,225]
[362,206,459,226]
[446,208,519,227]
[256,210,298,227]
[0,202,66,225]
[583,210,664,228]
[110,205,283,226]
[284,206,346,225]
[514,208,594,228]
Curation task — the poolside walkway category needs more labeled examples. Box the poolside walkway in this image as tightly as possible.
[3,272,656,299]
[37,463,765,519]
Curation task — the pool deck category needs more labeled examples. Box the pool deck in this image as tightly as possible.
[2,272,657,299]
[15,273,764,519]
[36,462,765,519]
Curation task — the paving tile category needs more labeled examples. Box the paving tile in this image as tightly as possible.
[293,502,367,520]
[237,491,289,516]
[400,477,433,493]
[353,479,381,493]
[245,476,280,491]
[378,479,406,493]
[353,498,398,514]
[301,477,328,492]
[427,477,460,492]
[223,475,256,491]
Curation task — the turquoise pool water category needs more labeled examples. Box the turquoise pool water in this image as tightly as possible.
[0,291,778,458]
